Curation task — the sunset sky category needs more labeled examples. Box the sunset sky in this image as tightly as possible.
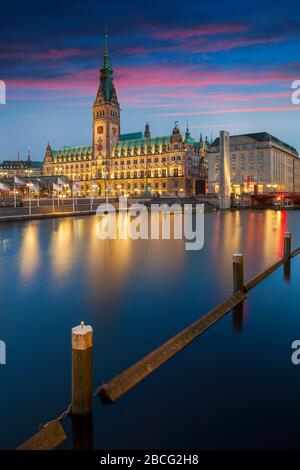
[0,0,300,160]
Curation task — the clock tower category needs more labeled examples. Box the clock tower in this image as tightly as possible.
[93,33,120,161]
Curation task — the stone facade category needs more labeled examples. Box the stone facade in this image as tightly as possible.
[208,132,299,195]
[293,158,300,193]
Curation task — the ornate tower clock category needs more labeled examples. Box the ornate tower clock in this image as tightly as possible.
[93,33,120,161]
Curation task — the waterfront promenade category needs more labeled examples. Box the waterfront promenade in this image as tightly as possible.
[0,196,217,222]
[0,198,101,219]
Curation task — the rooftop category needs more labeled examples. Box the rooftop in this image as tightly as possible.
[1,160,44,168]
[52,146,92,157]
[49,131,200,157]
[210,132,298,156]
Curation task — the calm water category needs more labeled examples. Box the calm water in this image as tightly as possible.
[1,209,300,449]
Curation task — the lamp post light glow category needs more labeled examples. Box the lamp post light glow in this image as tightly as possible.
[27,182,33,216]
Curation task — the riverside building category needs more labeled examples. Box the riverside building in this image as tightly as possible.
[208,132,299,195]
[44,34,208,197]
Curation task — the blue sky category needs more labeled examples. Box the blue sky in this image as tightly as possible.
[0,0,300,160]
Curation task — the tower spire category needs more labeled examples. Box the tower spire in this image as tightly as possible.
[93,29,120,160]
[185,120,190,139]
[144,122,151,139]
[104,27,110,70]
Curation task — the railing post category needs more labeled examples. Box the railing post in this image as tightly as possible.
[284,232,291,258]
[72,322,93,415]
[233,252,244,293]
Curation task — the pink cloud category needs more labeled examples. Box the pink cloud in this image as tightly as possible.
[146,23,248,40]
[188,35,285,53]
[6,63,295,110]
[122,34,286,56]
[7,64,292,94]
[115,65,294,90]
[156,105,300,116]
[138,23,288,54]
[0,46,92,63]
[182,90,291,103]
[128,90,290,102]
[30,48,84,61]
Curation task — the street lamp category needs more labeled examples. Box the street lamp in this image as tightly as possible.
[27,182,33,215]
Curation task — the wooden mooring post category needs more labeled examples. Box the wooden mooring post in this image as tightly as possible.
[72,322,93,415]
[284,232,292,258]
[233,252,244,293]
[71,413,94,450]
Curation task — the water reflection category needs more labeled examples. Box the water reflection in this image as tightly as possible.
[71,413,94,450]
[284,259,291,282]
[209,209,290,286]
[18,222,41,281]
[49,219,76,279]
[13,209,292,303]
[13,209,293,291]
[82,213,185,304]
[85,215,134,291]
[2,209,300,449]
[232,301,245,332]
[0,238,12,254]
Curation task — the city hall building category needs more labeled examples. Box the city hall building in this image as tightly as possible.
[208,133,299,195]
[44,35,208,197]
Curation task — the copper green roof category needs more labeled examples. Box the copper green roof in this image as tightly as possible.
[119,132,143,141]
[185,136,196,144]
[30,161,44,168]
[48,133,201,160]
[116,134,197,148]
[52,146,92,158]
[116,135,172,149]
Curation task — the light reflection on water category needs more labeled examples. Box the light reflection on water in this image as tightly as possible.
[19,223,41,280]
[11,209,292,287]
[1,209,300,449]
